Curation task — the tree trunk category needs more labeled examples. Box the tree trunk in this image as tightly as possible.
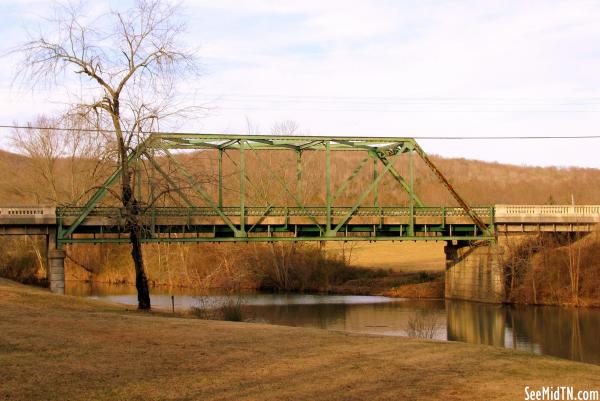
[124,182,151,310]
[113,103,151,310]
[130,224,151,309]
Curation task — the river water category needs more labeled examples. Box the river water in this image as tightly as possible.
[66,281,600,365]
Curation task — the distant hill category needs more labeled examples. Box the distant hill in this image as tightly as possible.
[423,156,600,205]
[0,149,37,204]
[1,147,599,206]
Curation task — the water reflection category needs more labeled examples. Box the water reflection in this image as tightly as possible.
[244,300,446,339]
[446,301,600,365]
[446,301,506,346]
[66,281,600,365]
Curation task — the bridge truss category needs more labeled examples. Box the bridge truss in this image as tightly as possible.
[56,134,495,245]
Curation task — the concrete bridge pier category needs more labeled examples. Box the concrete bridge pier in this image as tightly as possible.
[444,240,506,304]
[46,231,65,294]
[48,249,66,294]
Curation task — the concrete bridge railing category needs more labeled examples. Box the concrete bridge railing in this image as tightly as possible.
[0,206,56,217]
[496,204,600,217]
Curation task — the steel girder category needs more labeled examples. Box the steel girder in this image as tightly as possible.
[57,133,493,245]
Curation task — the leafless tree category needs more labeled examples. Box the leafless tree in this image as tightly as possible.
[12,115,111,204]
[12,0,200,309]
[12,116,65,202]
[270,120,300,136]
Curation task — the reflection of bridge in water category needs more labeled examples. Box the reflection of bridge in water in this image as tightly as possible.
[0,134,599,300]
[446,300,600,365]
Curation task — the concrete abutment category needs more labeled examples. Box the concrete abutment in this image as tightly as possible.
[46,230,65,294]
[444,240,506,304]
[48,249,66,294]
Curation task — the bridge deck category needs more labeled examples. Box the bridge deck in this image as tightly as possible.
[57,206,493,243]
[1,205,598,243]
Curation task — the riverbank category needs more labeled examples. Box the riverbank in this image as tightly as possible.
[1,278,598,400]
[63,269,445,299]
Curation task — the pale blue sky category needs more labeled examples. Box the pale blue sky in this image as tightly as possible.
[2,0,600,167]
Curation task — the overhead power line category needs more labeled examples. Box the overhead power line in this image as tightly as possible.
[198,93,600,110]
[1,124,600,140]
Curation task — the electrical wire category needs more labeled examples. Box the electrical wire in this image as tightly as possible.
[1,124,600,140]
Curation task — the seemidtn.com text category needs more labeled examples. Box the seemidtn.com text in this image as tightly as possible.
[525,386,599,401]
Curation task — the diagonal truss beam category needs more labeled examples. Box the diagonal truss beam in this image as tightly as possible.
[222,148,271,206]
[160,147,240,235]
[144,152,196,209]
[248,205,273,233]
[61,140,152,238]
[246,141,324,232]
[332,155,371,203]
[413,143,488,233]
[376,154,425,207]
[330,151,402,234]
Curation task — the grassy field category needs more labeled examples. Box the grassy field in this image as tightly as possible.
[325,241,446,272]
[1,278,599,401]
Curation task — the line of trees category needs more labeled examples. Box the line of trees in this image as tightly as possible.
[503,232,600,307]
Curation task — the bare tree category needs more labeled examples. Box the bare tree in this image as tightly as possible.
[12,116,65,202]
[271,120,300,136]
[13,0,199,309]
[12,115,111,204]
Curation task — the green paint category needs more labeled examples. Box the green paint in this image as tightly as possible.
[325,141,331,234]
[218,149,223,209]
[59,133,493,244]
[239,140,246,235]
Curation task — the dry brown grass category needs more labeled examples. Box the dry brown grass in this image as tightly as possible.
[1,278,599,401]
[383,280,445,299]
[325,241,446,272]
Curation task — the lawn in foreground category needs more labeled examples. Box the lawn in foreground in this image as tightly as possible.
[1,278,598,401]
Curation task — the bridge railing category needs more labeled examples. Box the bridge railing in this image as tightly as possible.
[5,204,600,223]
[56,206,494,218]
[0,206,56,217]
[495,205,600,217]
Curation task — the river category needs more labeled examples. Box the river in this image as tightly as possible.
[66,281,600,365]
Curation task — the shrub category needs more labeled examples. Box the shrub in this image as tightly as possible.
[406,310,439,339]
[191,295,245,322]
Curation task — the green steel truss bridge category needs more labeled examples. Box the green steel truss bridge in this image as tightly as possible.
[5,134,598,246]
[4,134,600,296]
[48,133,494,244]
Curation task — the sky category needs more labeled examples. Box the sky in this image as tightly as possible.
[1,0,600,167]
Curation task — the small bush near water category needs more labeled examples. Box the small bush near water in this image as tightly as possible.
[190,295,245,322]
[405,310,439,339]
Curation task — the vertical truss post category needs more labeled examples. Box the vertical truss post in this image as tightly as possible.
[325,141,332,235]
[330,151,402,234]
[218,149,223,209]
[296,150,302,201]
[376,155,424,207]
[409,147,415,236]
[159,148,240,235]
[239,140,246,235]
[246,142,323,231]
[372,155,379,207]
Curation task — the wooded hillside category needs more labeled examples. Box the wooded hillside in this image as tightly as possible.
[2,148,599,206]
